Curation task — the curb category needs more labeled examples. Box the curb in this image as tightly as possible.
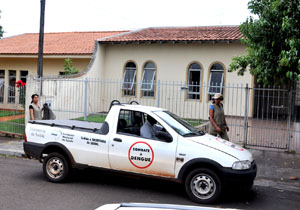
[0,149,25,158]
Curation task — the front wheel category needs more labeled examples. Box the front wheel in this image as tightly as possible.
[43,152,70,183]
[185,168,222,204]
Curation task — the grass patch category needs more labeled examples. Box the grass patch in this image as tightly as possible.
[184,119,203,127]
[0,118,25,134]
[0,110,24,118]
[75,114,107,123]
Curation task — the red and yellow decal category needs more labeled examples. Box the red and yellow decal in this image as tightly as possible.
[128,141,154,169]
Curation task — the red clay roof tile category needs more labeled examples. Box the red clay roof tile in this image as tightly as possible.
[99,26,242,43]
[0,31,128,55]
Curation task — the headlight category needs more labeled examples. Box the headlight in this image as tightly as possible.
[232,160,251,170]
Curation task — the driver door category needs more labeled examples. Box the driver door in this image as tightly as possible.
[109,109,177,178]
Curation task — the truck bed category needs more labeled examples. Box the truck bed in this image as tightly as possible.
[29,120,109,135]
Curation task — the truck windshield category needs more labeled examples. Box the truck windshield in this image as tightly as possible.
[154,111,204,137]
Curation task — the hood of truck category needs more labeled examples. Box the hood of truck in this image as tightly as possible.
[188,134,253,161]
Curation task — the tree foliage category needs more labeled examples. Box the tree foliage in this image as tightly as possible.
[230,0,300,87]
[64,58,79,75]
[0,10,3,38]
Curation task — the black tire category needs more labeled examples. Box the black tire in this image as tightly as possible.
[43,152,70,183]
[184,168,222,204]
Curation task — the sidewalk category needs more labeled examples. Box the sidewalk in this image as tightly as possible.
[251,149,300,192]
[0,136,299,192]
[0,137,24,157]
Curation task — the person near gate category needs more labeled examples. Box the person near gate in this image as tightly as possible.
[29,94,42,120]
[208,93,230,140]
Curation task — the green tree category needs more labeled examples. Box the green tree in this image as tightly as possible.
[63,58,79,75]
[230,0,300,88]
[0,10,4,38]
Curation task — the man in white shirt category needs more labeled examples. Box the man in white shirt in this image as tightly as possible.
[140,115,158,140]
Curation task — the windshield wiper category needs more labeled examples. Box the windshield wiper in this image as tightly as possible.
[183,130,205,137]
[183,132,199,137]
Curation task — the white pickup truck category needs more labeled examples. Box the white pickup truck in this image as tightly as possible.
[24,101,256,204]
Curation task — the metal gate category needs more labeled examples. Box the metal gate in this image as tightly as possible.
[245,87,300,151]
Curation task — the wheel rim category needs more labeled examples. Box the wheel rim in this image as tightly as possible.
[190,173,216,200]
[46,157,64,179]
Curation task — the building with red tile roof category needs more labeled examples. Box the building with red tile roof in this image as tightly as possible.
[89,26,251,109]
[0,31,128,55]
[0,31,127,109]
[99,26,242,43]
[1,26,251,112]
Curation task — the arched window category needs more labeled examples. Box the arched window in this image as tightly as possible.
[0,70,5,103]
[187,63,201,100]
[122,62,136,96]
[208,63,224,99]
[141,62,156,97]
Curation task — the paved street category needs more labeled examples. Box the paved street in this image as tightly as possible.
[1,156,300,210]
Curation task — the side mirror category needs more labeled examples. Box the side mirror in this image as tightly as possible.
[156,131,173,142]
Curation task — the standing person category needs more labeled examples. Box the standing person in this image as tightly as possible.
[208,93,229,140]
[29,94,42,120]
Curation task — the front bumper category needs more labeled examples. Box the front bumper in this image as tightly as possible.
[23,142,44,159]
[220,161,257,186]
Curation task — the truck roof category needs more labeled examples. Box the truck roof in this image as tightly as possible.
[114,104,167,112]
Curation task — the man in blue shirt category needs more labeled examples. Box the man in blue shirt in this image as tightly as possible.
[140,115,158,140]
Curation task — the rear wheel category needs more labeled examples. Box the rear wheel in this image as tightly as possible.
[185,168,221,204]
[43,152,70,183]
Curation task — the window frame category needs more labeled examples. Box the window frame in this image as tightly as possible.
[8,70,16,104]
[20,70,28,83]
[187,62,202,100]
[122,61,137,97]
[207,62,226,101]
[117,109,172,142]
[208,69,224,95]
[122,68,136,90]
[141,61,156,98]
[0,70,5,104]
[19,70,28,104]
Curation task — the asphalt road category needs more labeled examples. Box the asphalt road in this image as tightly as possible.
[1,156,300,210]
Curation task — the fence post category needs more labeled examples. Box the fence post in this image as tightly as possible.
[286,90,292,151]
[243,83,249,147]
[83,77,88,121]
[156,80,160,107]
[39,77,43,96]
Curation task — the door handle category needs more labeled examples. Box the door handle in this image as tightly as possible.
[113,138,122,142]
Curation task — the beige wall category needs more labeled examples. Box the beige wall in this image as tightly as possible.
[102,42,251,84]
[96,42,253,118]
[24,44,104,123]
[0,56,91,109]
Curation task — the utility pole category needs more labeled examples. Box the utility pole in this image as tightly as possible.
[37,0,46,95]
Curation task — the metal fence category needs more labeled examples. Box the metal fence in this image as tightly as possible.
[0,85,25,136]
[21,77,300,153]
